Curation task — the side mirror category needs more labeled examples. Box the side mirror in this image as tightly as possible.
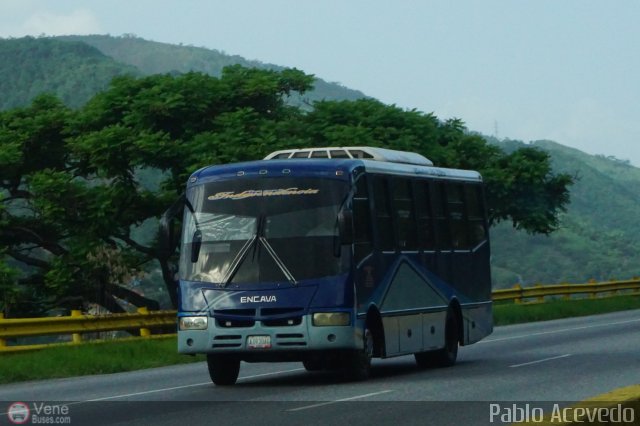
[191,230,202,263]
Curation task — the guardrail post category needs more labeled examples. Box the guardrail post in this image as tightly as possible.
[514,284,522,304]
[590,281,597,299]
[562,283,571,301]
[0,313,5,348]
[535,284,544,303]
[138,307,151,337]
[71,310,83,344]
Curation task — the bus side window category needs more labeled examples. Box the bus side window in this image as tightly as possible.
[447,183,469,250]
[465,184,487,246]
[353,176,373,263]
[372,176,394,251]
[392,178,418,250]
[432,182,451,250]
[414,180,434,250]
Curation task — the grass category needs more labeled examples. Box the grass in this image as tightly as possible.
[1,295,640,385]
[0,336,204,385]
[493,294,640,325]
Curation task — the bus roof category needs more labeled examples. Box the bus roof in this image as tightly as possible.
[189,157,482,185]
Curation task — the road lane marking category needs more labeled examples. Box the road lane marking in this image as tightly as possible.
[0,366,308,415]
[86,367,305,401]
[286,390,395,412]
[86,382,211,401]
[510,354,572,368]
[480,318,640,344]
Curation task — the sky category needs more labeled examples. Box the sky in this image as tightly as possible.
[1,0,639,165]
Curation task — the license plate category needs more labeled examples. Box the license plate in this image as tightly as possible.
[247,335,271,349]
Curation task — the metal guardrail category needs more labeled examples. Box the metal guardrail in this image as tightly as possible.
[1,279,639,353]
[0,307,176,353]
[492,278,640,303]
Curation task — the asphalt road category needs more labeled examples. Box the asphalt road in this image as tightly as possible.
[1,309,639,425]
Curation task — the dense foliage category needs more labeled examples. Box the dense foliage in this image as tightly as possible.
[0,67,573,316]
[2,34,637,312]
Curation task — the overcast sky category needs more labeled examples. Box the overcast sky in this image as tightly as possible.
[2,0,639,165]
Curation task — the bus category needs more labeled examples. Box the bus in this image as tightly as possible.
[170,146,492,385]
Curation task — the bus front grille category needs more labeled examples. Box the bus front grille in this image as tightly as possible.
[212,335,242,348]
[261,307,304,316]
[275,333,307,347]
[216,318,255,328]
[262,317,302,327]
[214,309,256,316]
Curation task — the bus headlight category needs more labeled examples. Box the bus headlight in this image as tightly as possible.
[312,312,350,326]
[179,316,208,330]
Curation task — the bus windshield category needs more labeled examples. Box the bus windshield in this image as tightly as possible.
[179,177,350,285]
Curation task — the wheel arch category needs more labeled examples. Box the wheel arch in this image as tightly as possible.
[365,305,385,358]
[448,297,464,346]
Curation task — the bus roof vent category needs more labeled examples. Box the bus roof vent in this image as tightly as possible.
[264,146,433,166]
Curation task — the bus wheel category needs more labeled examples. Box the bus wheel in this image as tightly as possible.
[433,309,459,367]
[348,328,373,381]
[414,351,431,368]
[302,358,324,372]
[207,354,240,385]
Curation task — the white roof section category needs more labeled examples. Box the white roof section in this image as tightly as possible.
[264,146,434,166]
[361,160,482,182]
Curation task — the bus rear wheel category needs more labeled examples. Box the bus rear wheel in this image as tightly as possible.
[414,309,459,368]
[207,354,240,385]
[433,309,459,367]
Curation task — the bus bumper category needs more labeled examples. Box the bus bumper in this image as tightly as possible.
[178,315,361,357]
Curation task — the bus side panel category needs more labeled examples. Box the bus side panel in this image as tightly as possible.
[422,311,446,351]
[382,316,400,356]
[381,311,448,357]
[398,314,423,354]
[462,303,493,345]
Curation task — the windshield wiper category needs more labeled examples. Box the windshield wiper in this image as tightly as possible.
[251,214,266,260]
[221,214,297,287]
[221,214,264,287]
[259,237,297,286]
[220,235,256,286]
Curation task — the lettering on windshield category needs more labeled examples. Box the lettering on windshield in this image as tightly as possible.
[208,188,320,201]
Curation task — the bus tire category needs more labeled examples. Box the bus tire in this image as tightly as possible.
[207,354,240,385]
[348,328,373,381]
[414,351,432,368]
[303,358,324,372]
[432,308,459,367]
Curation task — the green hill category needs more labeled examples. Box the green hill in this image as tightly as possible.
[0,36,140,109]
[0,35,366,110]
[489,139,640,287]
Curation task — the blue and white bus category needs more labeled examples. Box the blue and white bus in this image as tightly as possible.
[174,146,492,385]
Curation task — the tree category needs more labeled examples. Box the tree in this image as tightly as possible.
[67,68,314,309]
[444,134,573,234]
[0,95,161,316]
[295,99,573,234]
[0,67,572,317]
